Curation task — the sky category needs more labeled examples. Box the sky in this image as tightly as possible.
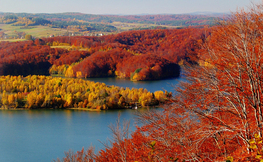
[0,0,262,15]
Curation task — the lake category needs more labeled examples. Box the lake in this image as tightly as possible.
[84,76,185,93]
[0,76,184,162]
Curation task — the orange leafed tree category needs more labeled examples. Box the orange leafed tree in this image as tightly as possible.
[135,3,263,161]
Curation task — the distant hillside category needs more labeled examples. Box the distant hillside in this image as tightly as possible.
[0,14,118,39]
[0,12,221,27]
[0,12,219,39]
[187,11,229,16]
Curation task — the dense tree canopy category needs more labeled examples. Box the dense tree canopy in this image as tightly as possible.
[0,27,205,81]
[0,75,168,109]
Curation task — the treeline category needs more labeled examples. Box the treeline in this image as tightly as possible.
[0,28,206,81]
[13,17,51,26]
[154,17,215,26]
[0,75,170,109]
[0,15,18,24]
[0,40,65,76]
[0,16,51,26]
[0,15,117,32]
[50,21,116,32]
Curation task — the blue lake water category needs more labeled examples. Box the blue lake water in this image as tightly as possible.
[84,76,185,93]
[0,76,184,162]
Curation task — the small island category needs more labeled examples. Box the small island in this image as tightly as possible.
[0,75,171,110]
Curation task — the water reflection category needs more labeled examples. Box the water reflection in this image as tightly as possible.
[65,109,72,122]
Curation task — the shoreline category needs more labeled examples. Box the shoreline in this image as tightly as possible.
[0,104,162,111]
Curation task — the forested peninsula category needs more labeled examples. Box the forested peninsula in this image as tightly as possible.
[0,75,170,109]
[0,28,204,81]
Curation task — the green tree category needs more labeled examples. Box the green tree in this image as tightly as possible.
[25,34,33,40]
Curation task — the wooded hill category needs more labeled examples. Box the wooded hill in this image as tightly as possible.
[0,27,206,81]
[0,15,117,32]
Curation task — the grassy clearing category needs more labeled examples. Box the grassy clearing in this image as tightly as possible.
[110,22,179,31]
[0,24,70,38]
[0,22,179,41]
[0,39,26,42]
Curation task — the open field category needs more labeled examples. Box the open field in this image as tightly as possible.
[110,21,180,31]
[0,21,180,41]
[0,24,70,38]
[0,38,26,42]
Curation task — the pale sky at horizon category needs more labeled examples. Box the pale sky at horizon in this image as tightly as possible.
[0,0,262,15]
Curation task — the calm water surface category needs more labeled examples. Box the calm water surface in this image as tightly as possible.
[85,76,185,93]
[0,77,184,162]
[0,109,142,162]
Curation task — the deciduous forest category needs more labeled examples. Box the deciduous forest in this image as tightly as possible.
[53,3,263,162]
[2,1,263,161]
[0,75,169,109]
[0,27,204,81]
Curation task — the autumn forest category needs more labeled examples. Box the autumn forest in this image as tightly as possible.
[0,27,204,80]
[0,27,202,110]
[51,3,263,162]
[1,1,263,162]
